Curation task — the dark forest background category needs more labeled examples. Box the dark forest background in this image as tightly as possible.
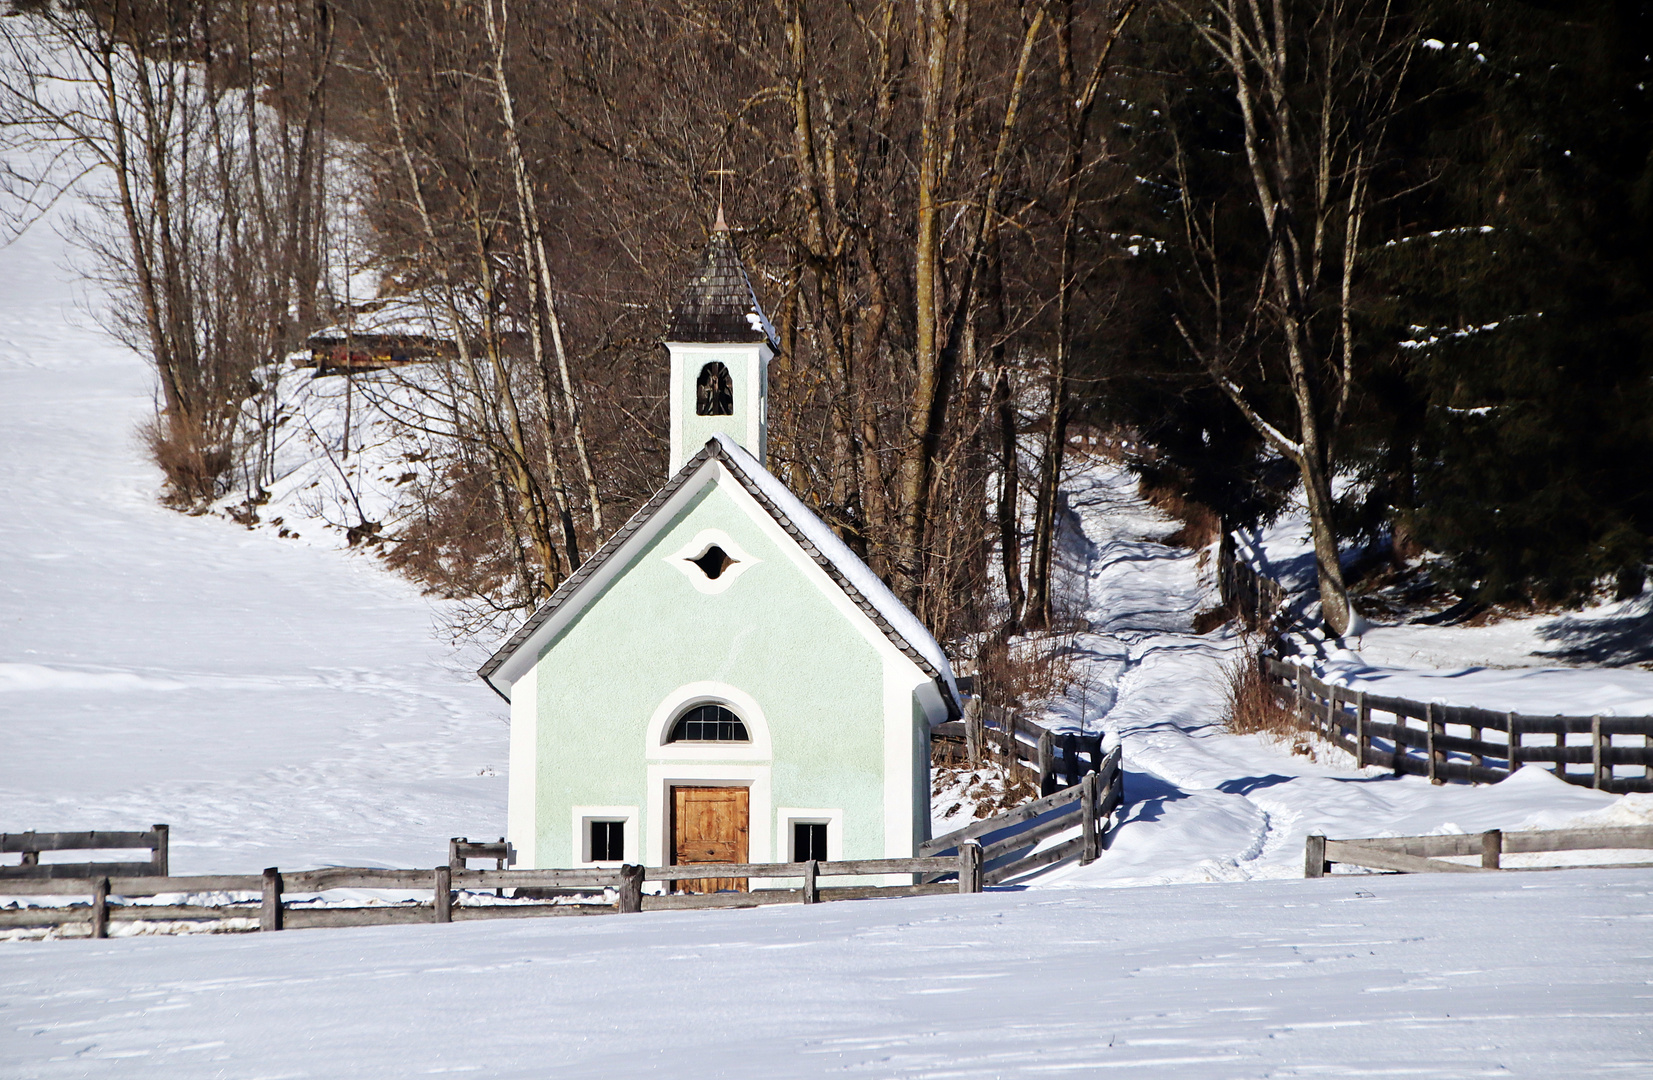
[3,0,1650,656]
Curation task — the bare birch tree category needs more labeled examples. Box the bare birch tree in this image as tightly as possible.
[1161,0,1417,636]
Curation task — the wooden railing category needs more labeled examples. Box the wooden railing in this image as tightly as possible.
[0,848,995,938]
[1306,825,1653,876]
[4,751,1132,939]
[934,702,1107,795]
[1218,530,1286,631]
[1265,658,1653,793]
[920,746,1124,886]
[0,826,168,880]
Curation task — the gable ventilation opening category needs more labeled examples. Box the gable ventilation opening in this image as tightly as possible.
[691,545,734,580]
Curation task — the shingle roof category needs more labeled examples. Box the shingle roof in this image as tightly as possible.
[663,218,778,346]
[477,437,960,720]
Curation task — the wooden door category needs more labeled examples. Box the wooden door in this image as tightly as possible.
[671,786,749,893]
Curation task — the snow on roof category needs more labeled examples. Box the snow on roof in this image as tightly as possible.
[711,435,959,702]
[478,437,959,715]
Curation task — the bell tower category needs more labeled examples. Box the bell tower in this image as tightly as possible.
[663,210,777,474]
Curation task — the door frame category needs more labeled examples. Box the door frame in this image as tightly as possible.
[670,784,751,893]
[646,764,770,869]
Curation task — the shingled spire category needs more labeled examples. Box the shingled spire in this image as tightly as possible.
[664,214,777,347]
[663,214,777,474]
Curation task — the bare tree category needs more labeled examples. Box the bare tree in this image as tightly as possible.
[1021,0,1138,629]
[1166,0,1417,636]
[0,0,333,504]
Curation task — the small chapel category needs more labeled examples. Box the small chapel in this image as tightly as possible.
[478,215,961,887]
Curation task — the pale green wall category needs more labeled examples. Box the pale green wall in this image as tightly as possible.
[526,472,916,867]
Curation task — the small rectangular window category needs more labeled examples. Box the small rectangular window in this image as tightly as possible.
[590,820,625,862]
[793,821,828,862]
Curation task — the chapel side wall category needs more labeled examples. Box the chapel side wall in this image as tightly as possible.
[527,480,893,869]
[505,665,539,868]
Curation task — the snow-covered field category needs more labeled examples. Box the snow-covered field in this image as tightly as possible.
[6,871,1651,1078]
[3,176,1651,1075]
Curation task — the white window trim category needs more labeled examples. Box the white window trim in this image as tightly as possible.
[571,805,639,867]
[646,681,772,762]
[665,528,759,594]
[777,807,843,862]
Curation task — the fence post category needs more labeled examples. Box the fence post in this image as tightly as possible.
[1355,691,1368,768]
[1305,835,1327,878]
[1426,702,1440,785]
[1295,665,1307,730]
[1507,712,1520,777]
[448,837,465,874]
[260,868,283,932]
[1555,726,1566,780]
[1481,829,1502,870]
[151,824,168,877]
[1080,771,1098,865]
[1591,716,1604,791]
[1105,765,1124,850]
[964,698,982,767]
[91,876,109,939]
[1063,732,1079,788]
[1037,730,1054,796]
[957,841,983,894]
[617,864,644,914]
[802,859,818,904]
[434,865,452,923]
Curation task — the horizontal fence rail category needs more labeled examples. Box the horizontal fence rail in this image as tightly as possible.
[1218,532,1286,631]
[5,763,1131,940]
[1265,659,1653,794]
[1306,825,1653,876]
[921,747,1123,886]
[0,847,997,938]
[933,702,1108,795]
[0,826,168,880]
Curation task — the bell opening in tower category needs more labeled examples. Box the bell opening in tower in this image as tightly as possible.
[696,361,733,416]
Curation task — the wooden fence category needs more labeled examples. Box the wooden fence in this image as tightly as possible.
[920,747,1124,886]
[934,702,1107,795]
[1218,531,1286,632]
[1306,824,1653,876]
[0,851,990,938]
[1265,658,1653,793]
[0,826,168,879]
[1,759,1126,939]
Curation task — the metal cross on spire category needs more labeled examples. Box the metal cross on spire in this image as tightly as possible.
[708,167,735,232]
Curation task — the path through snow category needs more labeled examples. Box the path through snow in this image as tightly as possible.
[1028,459,1638,888]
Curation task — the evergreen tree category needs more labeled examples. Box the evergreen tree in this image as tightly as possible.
[1398,0,1653,604]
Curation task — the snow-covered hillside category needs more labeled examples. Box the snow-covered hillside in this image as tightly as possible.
[1242,495,1653,699]
[0,200,506,874]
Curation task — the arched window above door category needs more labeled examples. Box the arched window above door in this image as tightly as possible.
[668,703,749,742]
[696,362,733,416]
